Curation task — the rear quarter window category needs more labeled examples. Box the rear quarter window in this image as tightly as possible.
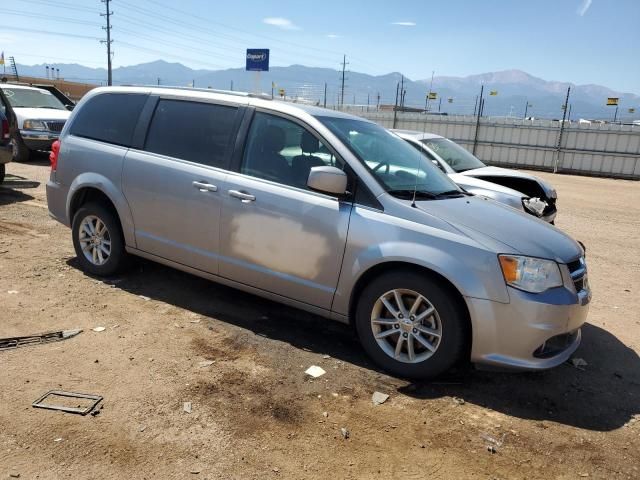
[69,93,147,147]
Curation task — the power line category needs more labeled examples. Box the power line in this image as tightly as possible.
[17,0,100,13]
[0,25,101,41]
[101,0,113,86]
[3,9,102,26]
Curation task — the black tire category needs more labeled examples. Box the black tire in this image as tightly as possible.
[11,135,30,163]
[72,202,128,277]
[355,271,467,379]
[0,163,5,184]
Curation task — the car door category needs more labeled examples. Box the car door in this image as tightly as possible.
[218,110,353,310]
[122,96,244,274]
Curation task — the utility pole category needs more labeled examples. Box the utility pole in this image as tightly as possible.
[230,80,233,91]
[340,54,348,107]
[399,75,405,109]
[323,82,327,108]
[426,70,434,111]
[613,105,619,123]
[376,92,380,111]
[554,86,571,173]
[472,85,484,155]
[157,77,160,86]
[524,100,530,119]
[101,0,113,86]
[438,97,442,113]
[393,82,400,129]
[367,92,370,112]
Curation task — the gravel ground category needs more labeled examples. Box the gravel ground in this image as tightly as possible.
[1,158,639,479]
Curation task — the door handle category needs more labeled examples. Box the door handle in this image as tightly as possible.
[192,181,218,192]
[228,189,256,203]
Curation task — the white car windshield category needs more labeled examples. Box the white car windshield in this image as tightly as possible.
[1,87,67,110]
[319,117,461,198]
[421,138,486,173]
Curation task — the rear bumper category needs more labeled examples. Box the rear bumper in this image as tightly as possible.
[46,179,70,227]
[20,130,59,151]
[0,142,11,164]
[466,285,590,370]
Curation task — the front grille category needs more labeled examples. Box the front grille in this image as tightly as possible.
[45,121,65,133]
[567,257,587,293]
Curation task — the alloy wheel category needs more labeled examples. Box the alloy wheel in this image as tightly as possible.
[370,288,442,363]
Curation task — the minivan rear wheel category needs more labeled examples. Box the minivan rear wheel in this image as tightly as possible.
[72,202,127,276]
[355,271,466,379]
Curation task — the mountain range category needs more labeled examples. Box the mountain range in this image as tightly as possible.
[12,60,640,121]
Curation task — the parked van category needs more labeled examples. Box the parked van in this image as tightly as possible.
[47,87,590,378]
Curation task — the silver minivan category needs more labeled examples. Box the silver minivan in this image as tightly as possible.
[46,86,591,378]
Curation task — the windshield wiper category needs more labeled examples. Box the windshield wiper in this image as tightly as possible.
[432,189,466,198]
[387,189,438,200]
[36,106,62,109]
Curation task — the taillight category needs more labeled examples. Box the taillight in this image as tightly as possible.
[1,118,8,139]
[50,139,60,171]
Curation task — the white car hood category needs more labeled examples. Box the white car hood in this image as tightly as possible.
[459,166,557,199]
[14,107,70,128]
[449,173,523,198]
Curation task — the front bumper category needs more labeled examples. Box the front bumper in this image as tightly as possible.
[20,130,59,151]
[466,284,590,370]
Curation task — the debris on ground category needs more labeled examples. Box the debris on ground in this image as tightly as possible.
[139,425,147,432]
[340,427,350,439]
[53,438,63,442]
[139,295,151,301]
[198,360,215,368]
[487,445,497,454]
[7,290,18,294]
[32,390,103,416]
[304,365,326,378]
[190,469,201,474]
[91,326,106,332]
[183,402,192,413]
[322,412,328,418]
[453,397,465,405]
[272,467,280,473]
[481,433,506,447]
[570,358,588,369]
[372,391,389,405]
[0,329,82,351]
[9,472,20,478]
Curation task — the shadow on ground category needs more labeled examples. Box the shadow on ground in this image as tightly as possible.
[0,174,37,206]
[68,256,639,432]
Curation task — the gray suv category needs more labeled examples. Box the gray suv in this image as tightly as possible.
[47,86,591,378]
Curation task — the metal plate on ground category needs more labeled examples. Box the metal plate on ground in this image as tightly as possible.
[32,390,103,416]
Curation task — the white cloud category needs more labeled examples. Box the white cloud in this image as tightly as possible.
[263,17,300,30]
[327,34,341,39]
[577,0,592,16]
[392,21,416,26]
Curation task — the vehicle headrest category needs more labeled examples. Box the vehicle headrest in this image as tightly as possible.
[262,125,285,153]
[301,131,319,153]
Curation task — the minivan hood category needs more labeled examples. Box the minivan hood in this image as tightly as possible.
[460,166,557,199]
[13,107,70,125]
[414,196,581,262]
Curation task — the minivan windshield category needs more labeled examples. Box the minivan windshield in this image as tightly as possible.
[318,117,461,198]
[421,138,485,173]
[1,87,67,110]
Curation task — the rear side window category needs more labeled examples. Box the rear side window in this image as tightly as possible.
[70,93,147,147]
[144,99,238,168]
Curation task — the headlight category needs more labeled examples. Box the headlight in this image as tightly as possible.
[498,255,562,293]
[23,120,47,130]
[522,197,547,217]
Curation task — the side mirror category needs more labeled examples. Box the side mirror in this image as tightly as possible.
[432,159,446,173]
[307,165,348,196]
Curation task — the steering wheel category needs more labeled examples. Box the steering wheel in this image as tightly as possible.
[372,161,390,174]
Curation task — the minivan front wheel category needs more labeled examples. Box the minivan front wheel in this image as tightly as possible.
[72,202,127,276]
[355,272,466,379]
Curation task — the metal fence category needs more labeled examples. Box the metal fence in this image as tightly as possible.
[337,108,640,179]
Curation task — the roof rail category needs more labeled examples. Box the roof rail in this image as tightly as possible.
[118,84,272,100]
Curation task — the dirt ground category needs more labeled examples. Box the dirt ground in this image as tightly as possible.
[1,157,639,480]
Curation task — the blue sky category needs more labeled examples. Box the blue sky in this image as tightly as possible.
[1,0,639,93]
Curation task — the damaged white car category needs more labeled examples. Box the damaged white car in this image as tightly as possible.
[394,130,557,223]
